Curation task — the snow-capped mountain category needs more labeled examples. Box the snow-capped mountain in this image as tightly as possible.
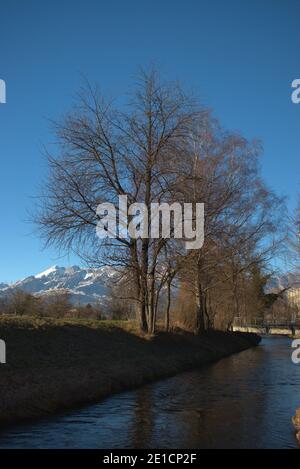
[0,265,113,305]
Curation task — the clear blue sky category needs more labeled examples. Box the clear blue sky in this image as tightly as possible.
[0,0,299,282]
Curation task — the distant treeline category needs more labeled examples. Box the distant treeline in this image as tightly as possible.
[0,290,103,320]
[0,278,297,329]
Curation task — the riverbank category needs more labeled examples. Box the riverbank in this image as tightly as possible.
[0,316,260,426]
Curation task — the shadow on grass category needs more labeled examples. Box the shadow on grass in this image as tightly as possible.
[0,316,260,426]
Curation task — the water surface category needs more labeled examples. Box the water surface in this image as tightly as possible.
[0,336,299,448]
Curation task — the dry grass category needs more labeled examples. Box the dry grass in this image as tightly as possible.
[0,315,260,426]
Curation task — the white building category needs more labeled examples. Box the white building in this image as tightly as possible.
[287,286,300,309]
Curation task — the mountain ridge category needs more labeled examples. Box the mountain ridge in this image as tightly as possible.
[0,265,112,305]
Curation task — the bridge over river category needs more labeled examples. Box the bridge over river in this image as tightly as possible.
[232,322,300,336]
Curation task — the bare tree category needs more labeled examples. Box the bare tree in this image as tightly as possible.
[6,290,41,316]
[36,69,205,333]
[36,68,286,334]
[176,126,286,332]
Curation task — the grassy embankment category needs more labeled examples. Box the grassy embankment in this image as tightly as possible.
[0,316,260,425]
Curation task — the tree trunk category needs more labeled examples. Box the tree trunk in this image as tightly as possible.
[131,245,149,333]
[136,296,148,333]
[165,278,172,332]
[148,272,156,334]
[195,282,206,333]
[195,258,206,334]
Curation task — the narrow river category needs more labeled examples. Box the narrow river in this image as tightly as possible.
[0,336,299,449]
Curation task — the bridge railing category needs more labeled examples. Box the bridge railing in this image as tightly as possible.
[233,318,300,328]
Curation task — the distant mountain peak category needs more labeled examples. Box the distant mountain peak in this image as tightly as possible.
[0,265,113,305]
[35,265,61,279]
